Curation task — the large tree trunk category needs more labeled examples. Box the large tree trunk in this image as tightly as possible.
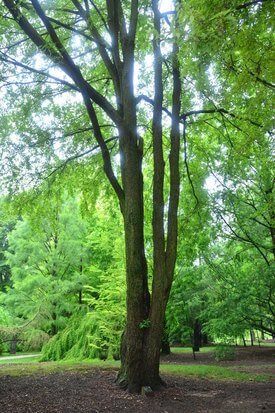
[116,138,151,392]
[115,13,152,389]
[118,272,170,392]
[116,0,181,393]
[142,297,170,388]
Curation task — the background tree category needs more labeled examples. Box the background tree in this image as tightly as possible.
[42,198,126,361]
[2,196,92,336]
[202,240,274,339]
[0,201,14,292]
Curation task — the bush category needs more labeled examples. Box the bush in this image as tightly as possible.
[213,344,236,361]
[41,312,97,361]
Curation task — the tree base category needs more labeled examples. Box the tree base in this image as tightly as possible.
[115,371,167,394]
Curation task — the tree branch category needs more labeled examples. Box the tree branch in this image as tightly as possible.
[47,136,118,175]
[47,16,94,42]
[219,213,270,266]
[81,95,125,211]
[152,0,166,279]
[166,26,181,285]
[236,0,269,10]
[0,52,79,91]
[71,0,120,93]
[128,0,139,49]
[137,95,264,130]
[3,0,121,124]
[247,70,275,90]
[181,107,263,128]
[182,118,200,210]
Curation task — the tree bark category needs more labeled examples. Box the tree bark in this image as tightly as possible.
[161,319,171,355]
[10,336,17,354]
[116,135,150,391]
[250,330,255,346]
[193,319,202,352]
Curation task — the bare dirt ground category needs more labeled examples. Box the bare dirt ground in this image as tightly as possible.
[0,347,274,413]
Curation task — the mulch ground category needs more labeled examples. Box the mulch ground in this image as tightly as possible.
[1,347,274,413]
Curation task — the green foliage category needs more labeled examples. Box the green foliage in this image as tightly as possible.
[202,238,274,340]
[21,329,50,352]
[0,306,13,353]
[139,319,151,329]
[0,305,11,326]
[166,264,207,344]
[0,201,14,292]
[2,195,93,335]
[83,198,126,360]
[41,196,126,361]
[41,313,95,361]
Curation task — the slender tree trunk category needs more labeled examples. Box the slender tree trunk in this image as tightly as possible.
[132,0,182,391]
[264,177,275,260]
[193,319,202,352]
[161,318,171,355]
[10,335,17,354]
[250,330,255,346]
[202,333,208,345]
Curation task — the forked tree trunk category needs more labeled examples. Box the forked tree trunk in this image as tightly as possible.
[117,281,170,392]
[117,0,181,392]
[116,0,181,393]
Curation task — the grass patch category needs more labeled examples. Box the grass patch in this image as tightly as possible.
[160,363,270,382]
[0,359,119,377]
[259,342,275,347]
[0,357,272,383]
[171,346,215,354]
[0,356,41,365]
